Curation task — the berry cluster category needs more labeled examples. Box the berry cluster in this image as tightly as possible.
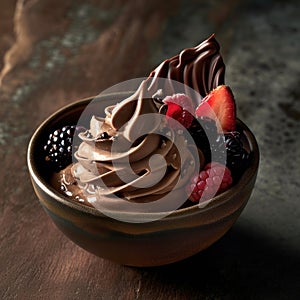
[162,85,251,204]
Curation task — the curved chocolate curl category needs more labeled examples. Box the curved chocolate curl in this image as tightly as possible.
[146,34,225,99]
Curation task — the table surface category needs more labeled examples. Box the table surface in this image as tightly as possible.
[1,0,300,299]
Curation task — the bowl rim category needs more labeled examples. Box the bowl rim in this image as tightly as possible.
[27,93,259,222]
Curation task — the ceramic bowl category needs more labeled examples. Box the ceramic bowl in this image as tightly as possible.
[27,92,259,267]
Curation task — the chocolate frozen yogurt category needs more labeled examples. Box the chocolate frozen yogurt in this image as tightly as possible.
[27,32,259,266]
[45,34,251,211]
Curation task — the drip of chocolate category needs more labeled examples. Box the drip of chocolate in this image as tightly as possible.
[146,34,225,98]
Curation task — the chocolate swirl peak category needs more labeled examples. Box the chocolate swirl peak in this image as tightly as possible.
[146,34,225,98]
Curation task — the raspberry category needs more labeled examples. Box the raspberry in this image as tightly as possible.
[44,125,85,172]
[163,93,194,129]
[186,162,233,203]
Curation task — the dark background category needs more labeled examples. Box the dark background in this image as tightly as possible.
[0,0,299,299]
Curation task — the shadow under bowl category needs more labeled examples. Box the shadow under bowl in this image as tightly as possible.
[27,92,259,267]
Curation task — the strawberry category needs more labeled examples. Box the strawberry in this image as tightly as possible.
[195,85,236,132]
[163,93,194,129]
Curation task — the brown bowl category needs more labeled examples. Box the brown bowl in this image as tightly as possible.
[27,92,259,267]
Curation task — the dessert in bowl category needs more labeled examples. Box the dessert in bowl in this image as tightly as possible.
[27,35,259,266]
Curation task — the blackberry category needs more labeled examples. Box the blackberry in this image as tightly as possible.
[44,125,81,172]
[188,116,219,161]
[224,131,250,177]
[189,118,250,179]
[213,131,250,179]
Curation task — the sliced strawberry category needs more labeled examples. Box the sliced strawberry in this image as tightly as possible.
[163,93,194,129]
[195,85,236,132]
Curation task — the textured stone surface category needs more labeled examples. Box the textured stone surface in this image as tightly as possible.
[0,0,299,299]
